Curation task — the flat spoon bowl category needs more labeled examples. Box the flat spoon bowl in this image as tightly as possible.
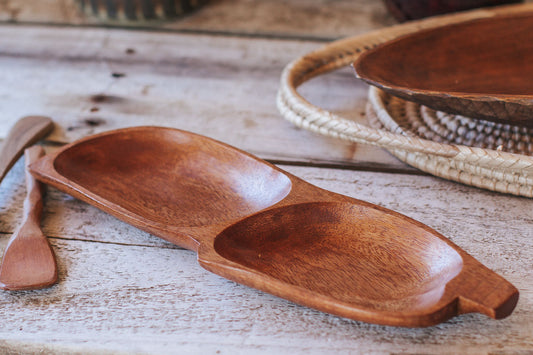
[28,127,518,327]
[352,11,533,126]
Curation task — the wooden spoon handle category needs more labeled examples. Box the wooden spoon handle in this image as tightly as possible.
[22,146,46,226]
[0,116,54,184]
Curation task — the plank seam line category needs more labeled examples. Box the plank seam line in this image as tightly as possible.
[0,232,186,250]
[0,21,338,43]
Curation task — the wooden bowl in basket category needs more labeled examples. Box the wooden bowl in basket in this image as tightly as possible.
[353,11,533,126]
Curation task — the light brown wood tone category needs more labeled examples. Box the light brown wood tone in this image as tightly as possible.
[29,127,518,327]
[353,7,533,126]
[0,116,54,184]
[0,146,58,290]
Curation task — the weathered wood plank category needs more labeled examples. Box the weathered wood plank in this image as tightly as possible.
[0,160,531,354]
[0,235,529,355]
[0,24,412,171]
[0,0,396,40]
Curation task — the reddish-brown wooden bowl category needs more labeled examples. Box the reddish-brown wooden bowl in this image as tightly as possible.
[353,12,533,126]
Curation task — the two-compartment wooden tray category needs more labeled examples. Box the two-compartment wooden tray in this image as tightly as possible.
[29,127,518,327]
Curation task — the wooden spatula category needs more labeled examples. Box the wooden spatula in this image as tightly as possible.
[0,146,58,290]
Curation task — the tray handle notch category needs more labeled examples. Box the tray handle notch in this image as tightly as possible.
[455,264,519,319]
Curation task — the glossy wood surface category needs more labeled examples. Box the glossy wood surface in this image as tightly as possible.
[0,116,54,184]
[0,146,58,290]
[29,127,518,327]
[353,11,533,125]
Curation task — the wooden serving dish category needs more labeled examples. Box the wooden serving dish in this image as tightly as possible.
[29,127,518,327]
[353,11,533,126]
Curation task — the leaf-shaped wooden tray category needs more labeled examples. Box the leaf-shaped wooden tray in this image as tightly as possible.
[29,127,519,327]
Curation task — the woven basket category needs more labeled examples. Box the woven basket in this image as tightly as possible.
[277,3,533,198]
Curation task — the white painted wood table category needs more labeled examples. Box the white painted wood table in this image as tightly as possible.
[0,1,531,354]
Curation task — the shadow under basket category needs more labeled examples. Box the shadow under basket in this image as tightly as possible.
[78,0,207,22]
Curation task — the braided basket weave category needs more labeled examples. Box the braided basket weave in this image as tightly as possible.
[277,3,533,198]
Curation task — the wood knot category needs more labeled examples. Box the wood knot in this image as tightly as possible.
[84,118,105,127]
[90,94,124,104]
